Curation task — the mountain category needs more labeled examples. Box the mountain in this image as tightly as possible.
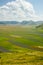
[20,20,36,25]
[35,21,43,25]
[0,21,6,24]
[0,21,19,25]
[0,20,43,25]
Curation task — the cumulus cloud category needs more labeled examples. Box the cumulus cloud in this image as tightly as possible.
[0,0,40,21]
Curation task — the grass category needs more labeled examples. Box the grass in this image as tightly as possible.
[0,49,43,65]
[0,25,43,65]
[0,25,43,48]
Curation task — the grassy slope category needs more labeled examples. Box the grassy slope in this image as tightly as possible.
[0,25,43,50]
[0,49,43,65]
[0,25,43,65]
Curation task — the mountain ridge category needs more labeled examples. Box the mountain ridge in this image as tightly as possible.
[0,20,43,25]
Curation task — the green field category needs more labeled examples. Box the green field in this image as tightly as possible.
[0,25,43,65]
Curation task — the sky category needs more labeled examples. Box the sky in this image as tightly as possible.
[0,0,43,21]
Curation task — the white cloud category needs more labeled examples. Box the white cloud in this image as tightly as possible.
[0,0,42,21]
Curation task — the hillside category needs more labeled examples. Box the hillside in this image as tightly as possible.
[36,24,43,29]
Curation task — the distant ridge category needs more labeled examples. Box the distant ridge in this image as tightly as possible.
[0,21,43,25]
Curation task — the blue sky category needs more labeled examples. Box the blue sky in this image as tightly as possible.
[0,0,43,21]
[28,0,43,16]
[0,0,15,6]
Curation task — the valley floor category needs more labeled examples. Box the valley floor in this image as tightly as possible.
[0,25,43,65]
